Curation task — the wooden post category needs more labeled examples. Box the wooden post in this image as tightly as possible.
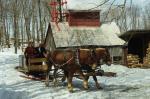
[123,47,128,66]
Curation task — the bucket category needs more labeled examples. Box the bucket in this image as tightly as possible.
[19,55,26,67]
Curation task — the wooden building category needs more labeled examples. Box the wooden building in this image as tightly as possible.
[120,30,150,67]
[45,0,126,65]
[45,22,126,64]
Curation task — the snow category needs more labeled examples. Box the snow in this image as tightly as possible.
[100,22,121,36]
[1,48,150,99]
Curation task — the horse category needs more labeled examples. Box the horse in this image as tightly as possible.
[63,48,111,89]
[81,48,112,89]
[46,49,97,92]
[46,48,111,92]
[93,48,111,68]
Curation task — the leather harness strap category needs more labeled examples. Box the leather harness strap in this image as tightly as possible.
[63,49,67,62]
[73,48,82,66]
[76,49,80,64]
[49,56,73,68]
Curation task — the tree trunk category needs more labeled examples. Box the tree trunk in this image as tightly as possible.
[38,0,43,42]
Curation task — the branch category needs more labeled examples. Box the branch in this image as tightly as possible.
[103,0,116,21]
[88,0,111,10]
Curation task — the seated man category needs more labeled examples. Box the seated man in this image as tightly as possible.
[35,43,47,58]
[24,42,35,66]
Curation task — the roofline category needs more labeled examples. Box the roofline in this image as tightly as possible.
[126,29,150,33]
[120,29,150,38]
[44,23,56,48]
[55,45,125,49]
[68,10,101,12]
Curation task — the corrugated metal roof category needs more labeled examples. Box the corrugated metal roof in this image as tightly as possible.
[50,22,125,48]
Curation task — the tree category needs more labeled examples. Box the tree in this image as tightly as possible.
[12,0,20,53]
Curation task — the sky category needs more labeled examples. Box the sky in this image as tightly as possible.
[133,0,147,5]
[66,0,149,9]
[113,0,149,7]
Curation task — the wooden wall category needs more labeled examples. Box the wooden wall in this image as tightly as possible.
[68,11,100,27]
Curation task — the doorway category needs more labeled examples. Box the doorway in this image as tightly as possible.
[128,37,143,63]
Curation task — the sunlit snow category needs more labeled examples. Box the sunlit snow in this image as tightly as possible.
[0,48,150,99]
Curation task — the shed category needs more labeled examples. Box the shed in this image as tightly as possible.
[45,22,126,64]
[120,30,150,63]
[45,0,126,64]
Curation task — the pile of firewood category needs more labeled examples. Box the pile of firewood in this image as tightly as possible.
[143,43,150,67]
[127,54,142,68]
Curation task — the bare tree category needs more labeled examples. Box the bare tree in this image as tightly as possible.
[0,0,3,50]
[0,0,51,52]
[143,2,150,29]
[12,0,20,53]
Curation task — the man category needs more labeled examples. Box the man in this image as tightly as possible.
[35,43,47,58]
[24,42,35,65]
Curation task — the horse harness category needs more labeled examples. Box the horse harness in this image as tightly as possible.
[74,48,98,68]
[48,54,73,68]
[48,49,98,69]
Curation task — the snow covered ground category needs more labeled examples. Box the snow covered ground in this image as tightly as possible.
[0,48,150,99]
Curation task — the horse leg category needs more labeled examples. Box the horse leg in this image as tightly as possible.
[45,70,50,87]
[67,72,74,92]
[76,69,89,90]
[62,70,73,92]
[61,70,67,82]
[84,75,89,89]
[53,68,58,86]
[45,62,53,87]
[92,75,102,89]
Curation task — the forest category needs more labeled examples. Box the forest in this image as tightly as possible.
[0,0,150,53]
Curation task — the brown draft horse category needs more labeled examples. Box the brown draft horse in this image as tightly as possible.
[46,49,97,92]
[82,48,112,89]
[61,48,112,90]
[46,48,111,92]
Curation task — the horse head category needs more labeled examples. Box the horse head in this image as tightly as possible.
[95,48,112,66]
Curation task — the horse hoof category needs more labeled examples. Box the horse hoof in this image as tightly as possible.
[96,83,102,89]
[84,87,89,90]
[83,81,89,90]
[69,90,73,93]
[83,85,89,90]
[68,87,73,92]
[97,86,103,89]
[45,82,49,87]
